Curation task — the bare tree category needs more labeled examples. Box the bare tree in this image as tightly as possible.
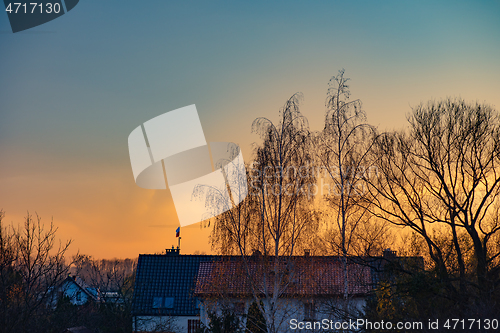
[314,70,386,317]
[368,98,500,317]
[206,94,319,333]
[0,210,20,332]
[0,211,73,333]
[73,255,136,303]
[71,255,137,332]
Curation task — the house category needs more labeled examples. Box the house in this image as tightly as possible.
[132,248,422,333]
[132,248,216,333]
[194,255,373,331]
[49,275,99,307]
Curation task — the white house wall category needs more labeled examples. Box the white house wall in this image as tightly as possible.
[133,315,200,333]
[199,296,367,333]
[132,297,366,333]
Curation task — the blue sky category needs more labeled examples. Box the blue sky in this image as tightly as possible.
[1,0,499,258]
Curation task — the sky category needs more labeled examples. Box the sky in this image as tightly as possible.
[1,0,499,259]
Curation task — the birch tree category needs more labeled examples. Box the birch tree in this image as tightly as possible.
[314,70,382,317]
[208,94,319,333]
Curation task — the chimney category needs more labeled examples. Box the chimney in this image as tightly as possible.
[166,245,180,256]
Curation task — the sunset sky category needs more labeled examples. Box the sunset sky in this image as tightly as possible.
[1,1,500,259]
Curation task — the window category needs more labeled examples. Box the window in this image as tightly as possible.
[152,296,175,309]
[188,319,200,333]
[76,290,81,302]
[152,297,162,308]
[164,297,174,308]
[304,302,316,321]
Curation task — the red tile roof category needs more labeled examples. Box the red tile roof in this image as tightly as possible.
[194,256,372,297]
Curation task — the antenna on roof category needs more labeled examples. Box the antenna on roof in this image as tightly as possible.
[176,226,181,251]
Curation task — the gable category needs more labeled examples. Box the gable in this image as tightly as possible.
[59,277,95,304]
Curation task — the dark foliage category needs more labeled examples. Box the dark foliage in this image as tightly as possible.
[245,301,267,333]
[197,309,243,333]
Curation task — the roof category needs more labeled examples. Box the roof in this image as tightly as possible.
[132,254,217,316]
[62,276,98,301]
[194,256,372,297]
[132,252,423,316]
